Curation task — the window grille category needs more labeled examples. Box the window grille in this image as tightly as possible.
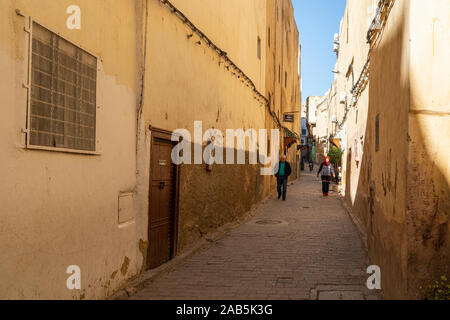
[29,21,97,152]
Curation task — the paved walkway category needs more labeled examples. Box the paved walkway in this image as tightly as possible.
[130,173,382,300]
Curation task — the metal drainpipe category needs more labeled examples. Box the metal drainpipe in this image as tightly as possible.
[136,0,148,158]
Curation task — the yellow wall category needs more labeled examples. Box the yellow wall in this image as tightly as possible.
[406,0,450,297]
[265,0,301,184]
[364,0,411,298]
[332,0,374,204]
[332,0,411,299]
[135,0,286,266]
[333,0,449,298]
[142,0,266,135]
[171,0,267,95]
[0,0,139,299]
[0,0,302,299]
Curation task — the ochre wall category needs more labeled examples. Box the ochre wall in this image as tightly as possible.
[177,151,266,250]
[343,0,449,299]
[0,0,140,299]
[1,0,302,299]
[171,0,267,95]
[330,0,411,299]
[264,0,301,190]
[335,0,373,206]
[135,0,271,263]
[406,0,450,298]
[364,0,410,298]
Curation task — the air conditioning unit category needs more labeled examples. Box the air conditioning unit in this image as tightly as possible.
[334,33,340,44]
[333,33,340,53]
[333,43,340,53]
[339,92,347,104]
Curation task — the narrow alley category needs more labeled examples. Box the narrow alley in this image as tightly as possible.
[1,0,448,302]
[129,174,380,300]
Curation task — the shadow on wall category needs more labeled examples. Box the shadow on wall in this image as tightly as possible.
[176,142,301,252]
[176,147,267,252]
[345,3,449,300]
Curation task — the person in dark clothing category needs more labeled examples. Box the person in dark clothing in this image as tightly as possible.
[309,159,314,172]
[274,155,292,201]
[317,156,335,196]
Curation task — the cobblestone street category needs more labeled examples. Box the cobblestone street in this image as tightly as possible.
[130,173,382,300]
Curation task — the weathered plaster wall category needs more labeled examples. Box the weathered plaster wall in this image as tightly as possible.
[315,98,328,141]
[0,0,139,299]
[306,96,321,126]
[143,0,267,134]
[171,0,267,95]
[345,0,449,299]
[135,0,270,266]
[354,0,411,299]
[177,151,265,251]
[406,0,450,298]
[1,0,302,298]
[331,0,411,298]
[265,0,301,189]
[335,0,373,207]
[280,0,301,137]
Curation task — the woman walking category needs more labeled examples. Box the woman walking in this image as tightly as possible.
[317,156,335,197]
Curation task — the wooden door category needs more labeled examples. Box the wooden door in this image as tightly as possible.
[147,134,178,269]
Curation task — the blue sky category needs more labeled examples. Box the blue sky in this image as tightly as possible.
[292,0,347,102]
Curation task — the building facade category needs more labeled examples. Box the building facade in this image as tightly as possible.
[0,0,140,300]
[0,0,301,299]
[264,0,302,184]
[304,95,327,163]
[314,0,449,299]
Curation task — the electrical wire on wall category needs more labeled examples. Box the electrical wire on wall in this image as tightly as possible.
[137,0,148,122]
[136,0,149,163]
[334,0,396,132]
[159,0,299,141]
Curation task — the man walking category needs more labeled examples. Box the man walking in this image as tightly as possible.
[275,155,292,201]
[317,156,335,197]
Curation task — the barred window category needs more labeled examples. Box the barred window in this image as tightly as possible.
[29,22,97,152]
